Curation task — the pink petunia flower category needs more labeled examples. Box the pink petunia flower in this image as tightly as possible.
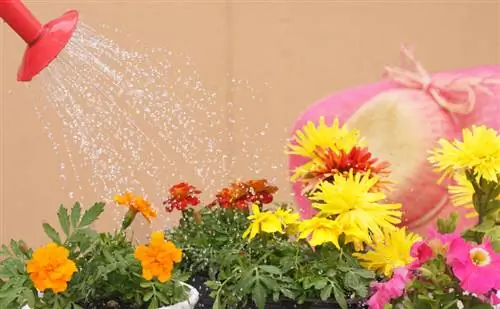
[408,241,434,269]
[366,267,411,309]
[447,237,500,294]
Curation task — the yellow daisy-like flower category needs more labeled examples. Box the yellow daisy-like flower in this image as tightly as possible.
[27,243,77,293]
[297,217,342,248]
[243,204,283,240]
[274,208,301,235]
[448,173,478,218]
[428,125,500,182]
[448,172,500,218]
[287,117,364,181]
[353,227,421,277]
[310,172,402,243]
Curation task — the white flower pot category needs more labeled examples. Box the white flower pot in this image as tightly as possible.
[22,283,199,309]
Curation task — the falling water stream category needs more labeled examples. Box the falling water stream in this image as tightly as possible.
[28,23,286,225]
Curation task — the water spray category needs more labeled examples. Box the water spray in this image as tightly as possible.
[0,0,78,81]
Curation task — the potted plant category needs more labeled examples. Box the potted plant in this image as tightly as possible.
[165,180,279,308]
[201,117,425,309]
[0,192,199,309]
[362,125,500,309]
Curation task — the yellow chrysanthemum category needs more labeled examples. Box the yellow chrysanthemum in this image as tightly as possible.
[353,227,421,277]
[243,204,283,240]
[428,125,500,182]
[27,243,77,293]
[310,172,402,243]
[287,117,365,181]
[297,217,342,248]
[274,208,301,235]
[448,173,478,218]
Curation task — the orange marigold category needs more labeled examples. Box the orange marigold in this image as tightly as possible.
[114,191,157,223]
[164,182,201,213]
[209,179,279,209]
[26,243,77,293]
[134,231,182,283]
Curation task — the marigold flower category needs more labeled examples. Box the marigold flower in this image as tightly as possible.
[114,191,157,223]
[134,231,182,283]
[274,208,300,235]
[296,146,391,193]
[297,217,342,248]
[26,243,77,293]
[210,179,278,209]
[163,182,201,213]
[243,204,283,240]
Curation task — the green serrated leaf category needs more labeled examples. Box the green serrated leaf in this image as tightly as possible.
[147,297,158,309]
[332,283,347,309]
[79,202,105,227]
[260,276,278,290]
[280,287,295,300]
[140,281,153,288]
[58,205,70,236]
[259,265,282,275]
[143,291,154,302]
[23,289,36,309]
[320,284,332,301]
[314,278,328,290]
[344,272,360,290]
[252,282,267,309]
[43,223,61,244]
[70,202,82,228]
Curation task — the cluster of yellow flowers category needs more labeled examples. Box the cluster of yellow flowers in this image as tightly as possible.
[26,193,180,294]
[244,117,422,277]
[428,125,500,218]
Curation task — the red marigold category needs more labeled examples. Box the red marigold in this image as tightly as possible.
[301,146,391,192]
[164,182,201,213]
[209,179,278,209]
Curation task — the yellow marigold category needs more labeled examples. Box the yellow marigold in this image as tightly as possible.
[297,217,342,248]
[114,191,157,223]
[287,117,364,181]
[428,125,500,182]
[353,227,421,277]
[274,208,300,234]
[26,243,77,293]
[243,204,283,240]
[310,172,402,244]
[134,231,182,283]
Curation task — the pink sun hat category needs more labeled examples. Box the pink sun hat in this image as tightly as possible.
[289,46,500,235]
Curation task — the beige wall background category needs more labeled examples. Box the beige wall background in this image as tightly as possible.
[1,0,499,247]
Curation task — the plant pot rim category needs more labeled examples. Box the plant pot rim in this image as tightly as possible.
[22,283,199,309]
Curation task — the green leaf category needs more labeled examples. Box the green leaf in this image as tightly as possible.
[73,304,85,309]
[143,291,154,302]
[252,282,267,309]
[260,276,278,290]
[314,278,328,290]
[70,202,82,228]
[472,219,495,233]
[470,305,494,309]
[320,284,332,301]
[332,283,347,309]
[280,287,295,300]
[79,202,105,227]
[43,223,61,244]
[147,297,158,309]
[344,272,360,290]
[259,265,282,275]
[22,289,35,309]
[140,281,153,288]
[58,205,70,236]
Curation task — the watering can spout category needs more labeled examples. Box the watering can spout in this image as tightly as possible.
[0,0,79,82]
[0,0,43,44]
